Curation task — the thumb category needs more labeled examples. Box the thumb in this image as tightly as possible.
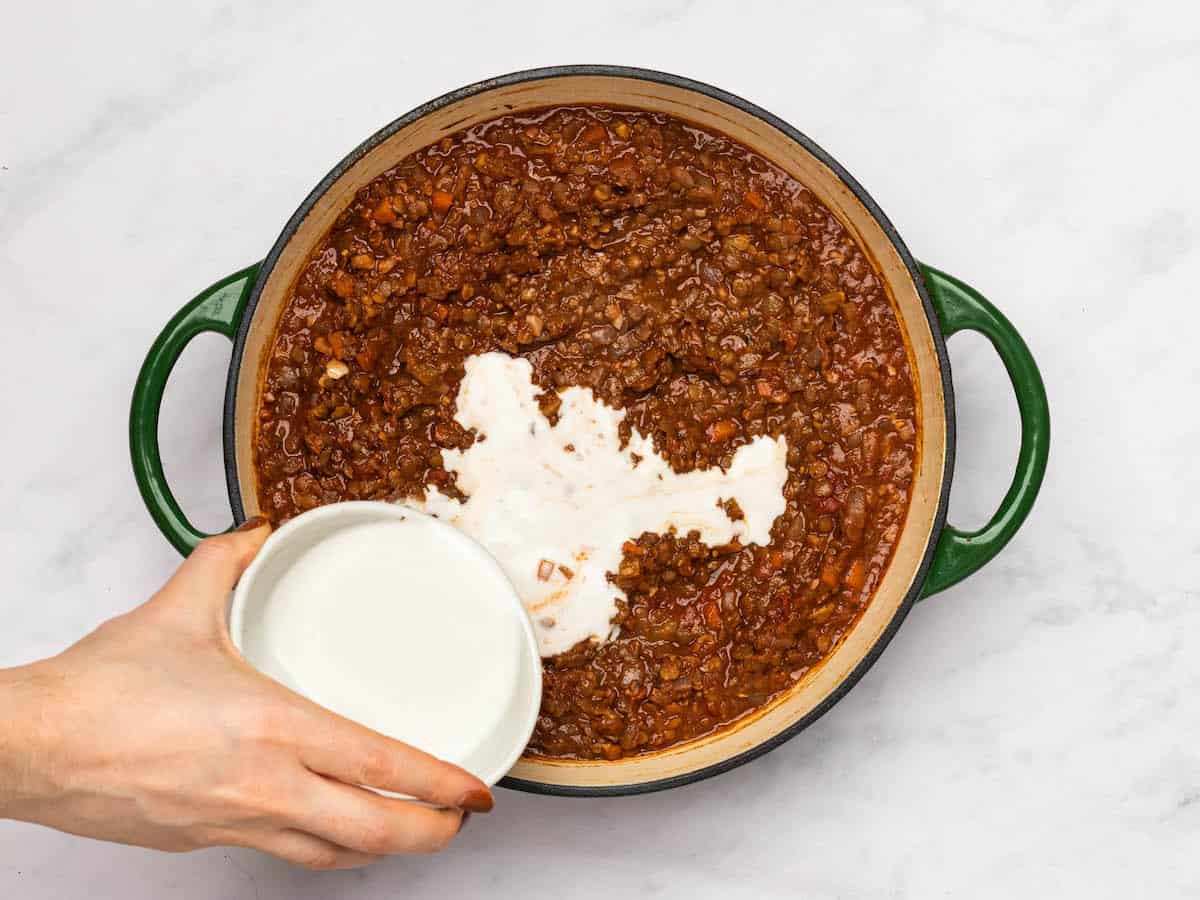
[155,517,273,613]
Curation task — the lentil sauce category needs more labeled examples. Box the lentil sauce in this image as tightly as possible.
[254,106,918,760]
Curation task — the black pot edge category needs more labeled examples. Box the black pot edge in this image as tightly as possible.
[222,64,957,798]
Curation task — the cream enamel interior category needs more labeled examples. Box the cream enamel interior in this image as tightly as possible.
[231,74,947,789]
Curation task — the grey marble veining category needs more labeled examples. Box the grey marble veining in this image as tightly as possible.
[2,2,1198,897]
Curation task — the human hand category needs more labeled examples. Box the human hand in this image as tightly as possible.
[0,520,492,869]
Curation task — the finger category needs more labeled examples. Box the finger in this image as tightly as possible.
[290,775,465,856]
[151,518,272,615]
[237,827,382,870]
[293,704,491,810]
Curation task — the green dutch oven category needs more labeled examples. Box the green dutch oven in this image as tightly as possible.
[130,66,1049,796]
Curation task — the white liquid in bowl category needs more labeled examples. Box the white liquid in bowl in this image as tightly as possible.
[241,517,524,766]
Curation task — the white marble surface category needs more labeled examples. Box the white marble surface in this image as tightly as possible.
[3,1,1199,896]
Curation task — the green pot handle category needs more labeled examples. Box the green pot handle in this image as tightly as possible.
[129,264,260,555]
[131,260,1047,579]
[918,264,1050,598]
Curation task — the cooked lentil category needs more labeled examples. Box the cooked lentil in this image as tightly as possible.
[255,106,917,760]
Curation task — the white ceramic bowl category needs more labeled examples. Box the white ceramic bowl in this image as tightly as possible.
[228,501,542,788]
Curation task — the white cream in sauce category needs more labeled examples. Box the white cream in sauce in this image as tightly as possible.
[412,352,789,657]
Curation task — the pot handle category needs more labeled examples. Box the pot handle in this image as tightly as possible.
[129,264,260,555]
[918,264,1050,598]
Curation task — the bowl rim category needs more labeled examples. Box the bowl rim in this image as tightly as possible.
[222,64,956,796]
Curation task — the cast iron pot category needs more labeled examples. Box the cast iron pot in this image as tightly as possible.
[130,66,1050,796]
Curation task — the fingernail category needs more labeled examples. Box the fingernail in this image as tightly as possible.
[458,811,471,833]
[234,516,269,533]
[456,789,493,813]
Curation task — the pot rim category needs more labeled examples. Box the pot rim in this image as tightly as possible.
[222,64,956,796]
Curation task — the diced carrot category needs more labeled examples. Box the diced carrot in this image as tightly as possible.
[373,198,397,225]
[844,559,866,591]
[820,560,842,589]
[431,190,453,214]
[579,123,607,145]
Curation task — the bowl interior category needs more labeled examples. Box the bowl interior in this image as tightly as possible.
[228,70,949,792]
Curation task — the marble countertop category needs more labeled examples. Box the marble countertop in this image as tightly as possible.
[3,1,1198,896]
